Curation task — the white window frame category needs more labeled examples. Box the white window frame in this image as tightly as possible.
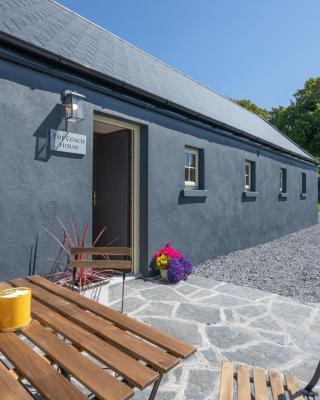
[185,147,199,189]
[244,160,252,191]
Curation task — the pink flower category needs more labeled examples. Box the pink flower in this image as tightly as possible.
[154,243,182,259]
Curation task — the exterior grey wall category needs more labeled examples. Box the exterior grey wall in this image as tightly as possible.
[0,54,317,280]
[0,59,93,280]
[147,123,317,266]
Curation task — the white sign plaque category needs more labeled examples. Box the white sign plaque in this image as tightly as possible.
[50,129,86,155]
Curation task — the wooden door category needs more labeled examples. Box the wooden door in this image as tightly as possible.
[93,131,131,249]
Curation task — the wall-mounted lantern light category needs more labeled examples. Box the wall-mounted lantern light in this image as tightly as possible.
[62,90,86,122]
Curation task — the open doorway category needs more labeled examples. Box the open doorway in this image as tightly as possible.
[93,115,139,273]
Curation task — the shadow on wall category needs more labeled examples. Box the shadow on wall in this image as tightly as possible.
[33,103,85,162]
[241,194,257,203]
[28,231,68,277]
[28,232,39,276]
[34,103,65,162]
[178,190,207,204]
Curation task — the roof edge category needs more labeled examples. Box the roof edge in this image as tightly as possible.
[0,30,317,166]
[228,97,317,163]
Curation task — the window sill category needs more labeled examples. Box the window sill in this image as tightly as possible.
[300,193,307,199]
[242,191,258,198]
[279,192,288,199]
[183,189,208,198]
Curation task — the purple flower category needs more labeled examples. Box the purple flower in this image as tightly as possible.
[167,259,185,283]
[180,256,193,279]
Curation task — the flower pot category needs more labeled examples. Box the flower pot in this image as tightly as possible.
[75,279,110,306]
[160,269,168,280]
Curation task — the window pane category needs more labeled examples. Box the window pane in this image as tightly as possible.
[185,167,189,182]
[189,154,196,168]
[189,168,195,182]
[185,147,199,188]
[302,173,306,193]
[244,160,253,190]
[245,175,249,187]
[185,153,189,166]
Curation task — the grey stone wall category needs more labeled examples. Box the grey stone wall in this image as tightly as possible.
[0,55,317,280]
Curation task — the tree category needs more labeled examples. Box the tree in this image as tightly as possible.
[233,99,269,121]
[269,77,320,157]
[234,77,320,157]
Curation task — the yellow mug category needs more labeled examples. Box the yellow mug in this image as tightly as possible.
[0,287,32,332]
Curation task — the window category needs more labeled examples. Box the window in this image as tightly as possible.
[280,168,287,193]
[185,147,199,189]
[244,160,255,191]
[301,172,307,193]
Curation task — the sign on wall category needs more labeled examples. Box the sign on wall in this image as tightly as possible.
[50,129,86,155]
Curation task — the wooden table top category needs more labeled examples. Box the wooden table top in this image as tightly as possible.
[0,275,196,400]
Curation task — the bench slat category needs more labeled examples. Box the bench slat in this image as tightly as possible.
[284,374,303,400]
[269,371,285,400]
[0,362,33,400]
[23,320,133,400]
[0,333,87,400]
[252,368,268,400]
[238,364,251,400]
[219,361,234,400]
[11,278,179,373]
[69,260,131,269]
[71,247,131,256]
[27,275,196,358]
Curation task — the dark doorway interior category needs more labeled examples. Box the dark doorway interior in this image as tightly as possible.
[92,129,131,250]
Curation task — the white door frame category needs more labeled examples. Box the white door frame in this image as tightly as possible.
[93,113,140,274]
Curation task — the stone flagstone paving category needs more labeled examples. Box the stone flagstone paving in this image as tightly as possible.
[108,275,320,400]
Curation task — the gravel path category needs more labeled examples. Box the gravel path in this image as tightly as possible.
[195,222,320,303]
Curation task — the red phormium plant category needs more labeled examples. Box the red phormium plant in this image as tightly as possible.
[44,217,113,290]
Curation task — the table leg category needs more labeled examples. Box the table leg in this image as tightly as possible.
[148,374,163,400]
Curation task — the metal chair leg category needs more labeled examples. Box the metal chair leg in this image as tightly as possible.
[290,361,320,399]
[72,268,77,292]
[121,270,126,313]
[148,374,163,400]
[303,361,320,393]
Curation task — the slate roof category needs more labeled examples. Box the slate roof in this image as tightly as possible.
[0,0,315,162]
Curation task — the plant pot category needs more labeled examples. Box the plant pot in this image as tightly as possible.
[75,278,110,306]
[160,269,168,280]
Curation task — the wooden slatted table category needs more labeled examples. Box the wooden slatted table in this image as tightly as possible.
[0,275,196,400]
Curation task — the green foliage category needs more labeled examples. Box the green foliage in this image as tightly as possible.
[269,78,320,157]
[235,77,320,157]
[234,99,269,120]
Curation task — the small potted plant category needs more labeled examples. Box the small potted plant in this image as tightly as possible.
[152,243,193,283]
[43,218,113,304]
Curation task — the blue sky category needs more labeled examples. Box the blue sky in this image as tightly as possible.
[58,0,319,109]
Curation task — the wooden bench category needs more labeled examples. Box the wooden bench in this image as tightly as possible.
[219,361,320,400]
[69,246,132,312]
